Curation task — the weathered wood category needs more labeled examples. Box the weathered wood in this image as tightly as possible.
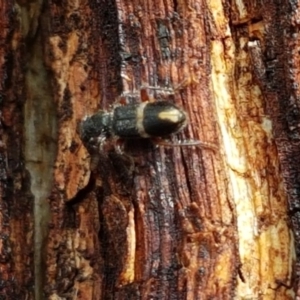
[0,0,298,299]
[0,1,36,299]
[42,0,238,298]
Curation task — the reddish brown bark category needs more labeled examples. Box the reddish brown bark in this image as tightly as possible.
[0,1,35,299]
[0,0,298,299]
[42,0,238,298]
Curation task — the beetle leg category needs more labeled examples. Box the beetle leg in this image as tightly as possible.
[140,85,174,96]
[97,135,108,152]
[151,137,217,152]
[140,87,156,103]
[113,138,126,155]
[174,75,199,91]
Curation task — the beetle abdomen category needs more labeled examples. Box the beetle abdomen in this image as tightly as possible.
[142,102,187,137]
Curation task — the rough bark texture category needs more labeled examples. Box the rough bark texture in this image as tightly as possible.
[0,0,298,299]
[44,0,238,298]
[0,1,38,299]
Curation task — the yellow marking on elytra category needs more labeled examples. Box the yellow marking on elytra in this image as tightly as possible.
[158,109,184,123]
[136,102,149,137]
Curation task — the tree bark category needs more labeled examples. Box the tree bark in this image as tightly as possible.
[0,0,298,299]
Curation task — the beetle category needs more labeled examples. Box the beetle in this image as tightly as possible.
[79,88,215,152]
[80,100,190,144]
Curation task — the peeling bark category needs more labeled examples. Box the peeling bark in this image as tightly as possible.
[0,0,298,299]
[0,1,35,299]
